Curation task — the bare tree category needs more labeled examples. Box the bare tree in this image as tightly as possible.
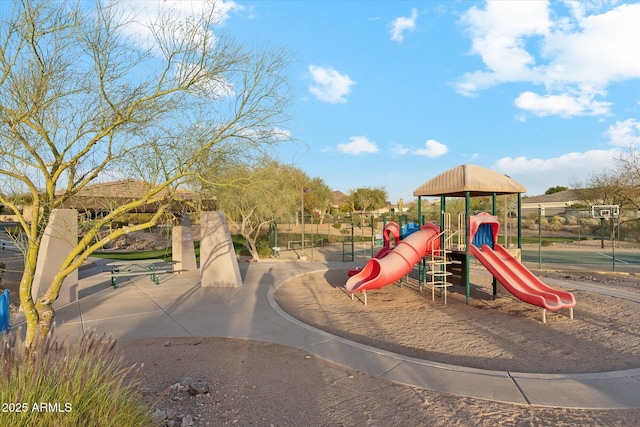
[211,159,300,260]
[572,168,628,207]
[0,0,292,347]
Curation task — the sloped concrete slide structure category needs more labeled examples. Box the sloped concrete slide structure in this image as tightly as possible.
[32,209,78,308]
[199,211,242,287]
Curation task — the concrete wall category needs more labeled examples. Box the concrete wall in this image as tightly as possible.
[32,209,78,309]
[172,215,198,272]
[199,211,242,287]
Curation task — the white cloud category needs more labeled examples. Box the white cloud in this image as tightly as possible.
[389,143,410,157]
[457,1,640,117]
[237,126,291,141]
[542,3,640,86]
[114,0,241,54]
[336,136,379,155]
[514,91,611,117]
[457,0,551,93]
[308,65,356,104]
[413,139,448,158]
[605,119,640,146]
[109,1,241,100]
[390,8,418,42]
[493,149,619,194]
[175,62,235,99]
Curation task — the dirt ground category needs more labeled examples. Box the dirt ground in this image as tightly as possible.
[117,253,640,426]
[118,337,640,427]
[3,233,640,425]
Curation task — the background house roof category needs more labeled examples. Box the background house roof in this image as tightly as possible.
[522,189,580,204]
[55,180,213,213]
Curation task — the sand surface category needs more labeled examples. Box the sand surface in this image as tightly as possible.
[274,268,640,374]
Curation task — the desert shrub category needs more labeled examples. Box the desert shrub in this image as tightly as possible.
[256,236,272,258]
[109,220,128,229]
[0,331,152,427]
[565,215,578,226]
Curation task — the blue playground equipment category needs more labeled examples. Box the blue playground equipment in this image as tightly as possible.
[0,289,9,332]
[401,222,420,239]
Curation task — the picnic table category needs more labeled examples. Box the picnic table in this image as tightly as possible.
[106,260,173,288]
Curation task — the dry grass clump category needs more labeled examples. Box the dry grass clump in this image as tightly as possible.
[0,330,152,427]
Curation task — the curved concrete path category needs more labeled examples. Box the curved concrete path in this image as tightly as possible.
[13,259,640,409]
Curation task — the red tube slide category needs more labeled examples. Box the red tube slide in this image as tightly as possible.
[347,221,400,277]
[346,223,440,293]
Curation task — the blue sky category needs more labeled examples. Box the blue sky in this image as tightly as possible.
[221,0,640,202]
[118,1,640,202]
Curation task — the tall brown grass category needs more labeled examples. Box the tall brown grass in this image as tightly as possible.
[0,330,153,426]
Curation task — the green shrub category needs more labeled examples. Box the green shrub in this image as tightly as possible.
[0,331,152,427]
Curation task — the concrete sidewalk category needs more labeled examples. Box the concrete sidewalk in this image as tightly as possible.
[13,258,640,409]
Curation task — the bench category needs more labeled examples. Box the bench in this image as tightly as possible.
[106,262,173,288]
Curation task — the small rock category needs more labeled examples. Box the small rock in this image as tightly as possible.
[189,381,210,396]
[177,377,195,386]
[181,414,194,427]
[171,383,186,391]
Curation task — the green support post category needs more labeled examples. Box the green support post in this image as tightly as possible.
[517,194,522,249]
[465,191,471,304]
[492,193,497,216]
[491,192,498,296]
[417,196,424,289]
[370,215,374,258]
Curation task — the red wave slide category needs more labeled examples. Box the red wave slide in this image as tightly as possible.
[346,223,440,294]
[470,243,576,312]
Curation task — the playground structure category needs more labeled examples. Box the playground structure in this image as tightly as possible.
[345,222,441,305]
[468,212,575,323]
[345,164,577,322]
[346,221,400,276]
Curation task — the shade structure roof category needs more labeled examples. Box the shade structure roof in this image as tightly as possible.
[413,164,526,197]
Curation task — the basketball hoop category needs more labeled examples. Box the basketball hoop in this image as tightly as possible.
[591,205,619,220]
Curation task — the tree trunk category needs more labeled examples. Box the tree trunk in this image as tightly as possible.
[20,243,40,348]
